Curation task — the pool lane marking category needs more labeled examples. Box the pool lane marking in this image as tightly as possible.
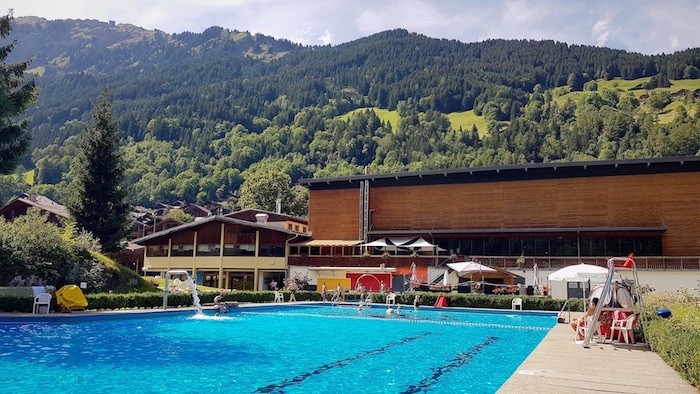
[400,336,499,394]
[241,311,550,331]
[254,332,431,393]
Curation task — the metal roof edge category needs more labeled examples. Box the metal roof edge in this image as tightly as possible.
[368,226,667,235]
[299,156,700,186]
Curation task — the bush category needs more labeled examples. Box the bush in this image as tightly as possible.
[642,287,700,388]
[1,290,578,314]
[646,314,700,387]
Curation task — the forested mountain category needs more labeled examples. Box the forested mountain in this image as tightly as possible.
[5,17,700,212]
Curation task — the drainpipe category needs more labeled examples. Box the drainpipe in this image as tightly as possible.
[285,232,300,282]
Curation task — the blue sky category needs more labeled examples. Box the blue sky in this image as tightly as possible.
[4,0,700,54]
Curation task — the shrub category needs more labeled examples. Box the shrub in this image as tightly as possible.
[642,288,700,388]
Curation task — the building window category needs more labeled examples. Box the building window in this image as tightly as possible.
[228,272,254,291]
[146,245,168,257]
[171,244,194,256]
[196,244,221,257]
[223,243,255,256]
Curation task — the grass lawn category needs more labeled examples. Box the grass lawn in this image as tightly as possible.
[339,107,488,135]
[23,169,34,185]
[447,110,488,137]
[338,107,401,128]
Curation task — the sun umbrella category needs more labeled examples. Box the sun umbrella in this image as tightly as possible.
[547,263,612,282]
[442,271,449,286]
[446,261,496,276]
[533,263,540,294]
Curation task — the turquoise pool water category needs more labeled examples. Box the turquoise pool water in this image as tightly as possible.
[0,305,556,393]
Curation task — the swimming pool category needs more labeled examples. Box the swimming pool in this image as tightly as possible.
[0,305,556,393]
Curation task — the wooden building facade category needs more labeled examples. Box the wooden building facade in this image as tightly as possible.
[292,157,700,278]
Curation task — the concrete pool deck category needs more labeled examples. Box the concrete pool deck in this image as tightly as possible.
[498,315,697,393]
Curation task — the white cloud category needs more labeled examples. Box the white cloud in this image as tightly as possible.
[592,12,613,47]
[318,29,333,45]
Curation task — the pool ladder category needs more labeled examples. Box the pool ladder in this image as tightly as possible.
[558,299,572,323]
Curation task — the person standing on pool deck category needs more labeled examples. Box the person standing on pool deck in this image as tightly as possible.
[288,280,298,302]
[321,281,328,301]
[214,289,228,316]
[413,294,420,310]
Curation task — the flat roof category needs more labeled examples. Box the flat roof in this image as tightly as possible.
[300,156,700,190]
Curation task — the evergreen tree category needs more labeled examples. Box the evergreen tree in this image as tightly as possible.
[0,13,37,174]
[67,89,129,252]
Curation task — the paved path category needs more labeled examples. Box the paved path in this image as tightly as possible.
[499,317,697,393]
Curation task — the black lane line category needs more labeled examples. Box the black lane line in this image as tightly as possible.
[400,336,499,394]
[254,332,432,393]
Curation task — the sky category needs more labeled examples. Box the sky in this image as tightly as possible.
[3,0,700,55]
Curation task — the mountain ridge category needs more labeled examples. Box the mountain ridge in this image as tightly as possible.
[4,16,700,209]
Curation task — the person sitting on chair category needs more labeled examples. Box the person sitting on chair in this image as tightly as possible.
[571,297,599,340]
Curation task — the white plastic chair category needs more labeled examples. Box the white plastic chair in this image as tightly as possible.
[574,316,603,343]
[613,314,636,344]
[273,291,284,303]
[511,297,523,310]
[33,293,52,314]
[385,293,396,305]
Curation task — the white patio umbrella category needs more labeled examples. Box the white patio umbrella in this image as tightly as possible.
[446,261,497,276]
[533,263,540,294]
[447,261,495,291]
[442,270,449,286]
[547,263,610,282]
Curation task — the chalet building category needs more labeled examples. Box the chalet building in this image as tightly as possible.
[0,193,70,224]
[131,211,309,290]
[291,156,700,292]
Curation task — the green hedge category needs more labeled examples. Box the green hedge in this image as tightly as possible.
[1,291,580,313]
[646,315,700,387]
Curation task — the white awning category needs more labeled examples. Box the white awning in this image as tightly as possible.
[360,239,391,247]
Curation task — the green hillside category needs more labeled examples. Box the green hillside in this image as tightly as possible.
[339,107,488,136]
[554,77,700,123]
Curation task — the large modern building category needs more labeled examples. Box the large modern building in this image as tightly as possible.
[290,156,700,292]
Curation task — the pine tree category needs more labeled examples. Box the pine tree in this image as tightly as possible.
[67,89,129,252]
[0,13,37,174]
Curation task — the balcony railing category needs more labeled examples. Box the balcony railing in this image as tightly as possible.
[287,254,700,270]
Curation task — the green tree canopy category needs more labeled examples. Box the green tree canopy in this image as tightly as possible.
[66,89,129,252]
[238,168,308,216]
[0,13,37,174]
